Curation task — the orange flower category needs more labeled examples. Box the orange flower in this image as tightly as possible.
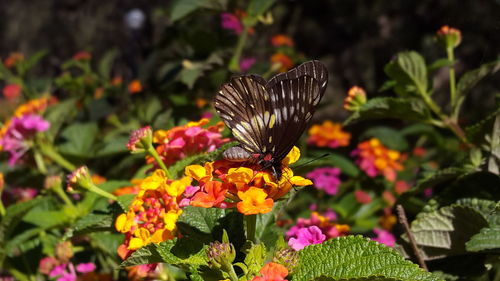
[237,187,274,215]
[196,97,207,108]
[93,87,104,99]
[380,208,397,230]
[4,52,24,68]
[252,262,288,281]
[128,79,142,94]
[352,138,404,182]
[13,96,56,117]
[191,181,228,208]
[91,174,107,185]
[307,120,351,148]
[271,34,294,47]
[270,53,294,72]
[185,147,311,215]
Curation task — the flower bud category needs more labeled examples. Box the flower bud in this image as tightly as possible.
[436,25,462,49]
[207,241,236,270]
[343,86,367,111]
[55,241,73,263]
[127,126,153,153]
[66,166,92,192]
[272,247,299,274]
[44,175,62,190]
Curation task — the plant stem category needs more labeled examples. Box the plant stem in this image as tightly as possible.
[227,264,239,281]
[53,184,75,208]
[39,144,76,171]
[396,205,428,271]
[245,214,257,243]
[0,199,6,216]
[83,182,117,201]
[229,28,249,72]
[147,147,171,178]
[33,149,47,175]
[447,47,457,113]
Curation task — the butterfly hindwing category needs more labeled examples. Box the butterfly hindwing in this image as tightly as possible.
[215,60,328,164]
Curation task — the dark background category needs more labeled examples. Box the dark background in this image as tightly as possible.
[1,0,499,121]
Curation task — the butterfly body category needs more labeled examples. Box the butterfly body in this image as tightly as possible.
[215,60,328,180]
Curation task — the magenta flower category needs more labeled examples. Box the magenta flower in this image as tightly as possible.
[0,114,50,166]
[288,226,326,251]
[220,13,243,34]
[306,167,341,195]
[179,185,200,207]
[240,57,256,72]
[76,262,95,273]
[372,228,396,247]
[9,187,38,202]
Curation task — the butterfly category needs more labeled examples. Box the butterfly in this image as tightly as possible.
[214,60,328,180]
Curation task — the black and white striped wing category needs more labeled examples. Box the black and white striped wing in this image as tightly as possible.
[214,75,274,155]
[265,60,328,161]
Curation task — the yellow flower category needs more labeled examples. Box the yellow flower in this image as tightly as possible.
[237,187,274,215]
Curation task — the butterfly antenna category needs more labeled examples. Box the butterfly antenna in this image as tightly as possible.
[290,153,330,170]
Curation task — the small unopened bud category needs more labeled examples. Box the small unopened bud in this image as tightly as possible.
[436,25,462,49]
[66,166,92,192]
[44,175,62,190]
[272,247,299,273]
[55,241,73,263]
[343,86,367,111]
[127,126,153,153]
[207,241,236,270]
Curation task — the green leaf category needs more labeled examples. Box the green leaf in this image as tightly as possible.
[362,126,409,151]
[454,198,500,226]
[248,0,276,17]
[455,60,500,112]
[293,236,441,281]
[0,197,44,243]
[44,99,78,141]
[297,151,360,177]
[177,206,226,235]
[384,51,428,96]
[22,50,48,72]
[170,0,226,22]
[465,225,500,252]
[98,49,119,78]
[408,167,469,194]
[400,205,488,260]
[58,122,98,157]
[122,238,208,267]
[117,194,136,212]
[344,97,431,125]
[427,58,455,72]
[23,209,69,228]
[67,213,114,237]
[94,136,129,157]
[465,106,500,143]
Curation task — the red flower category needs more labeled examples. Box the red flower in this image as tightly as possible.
[2,84,22,100]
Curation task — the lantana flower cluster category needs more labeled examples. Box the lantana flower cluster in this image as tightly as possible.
[184,147,312,215]
[115,169,191,258]
[149,118,229,166]
[351,138,404,182]
[0,97,55,166]
[307,120,351,149]
[286,211,349,251]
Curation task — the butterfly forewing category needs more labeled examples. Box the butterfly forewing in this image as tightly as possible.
[214,76,274,155]
[215,60,328,165]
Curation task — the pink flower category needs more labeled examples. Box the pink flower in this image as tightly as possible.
[3,84,22,100]
[286,211,349,242]
[288,226,326,250]
[240,57,256,72]
[221,13,243,34]
[354,190,372,204]
[9,187,38,202]
[0,114,50,166]
[39,256,59,275]
[179,185,200,207]
[372,228,395,247]
[306,167,341,195]
[76,262,96,273]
